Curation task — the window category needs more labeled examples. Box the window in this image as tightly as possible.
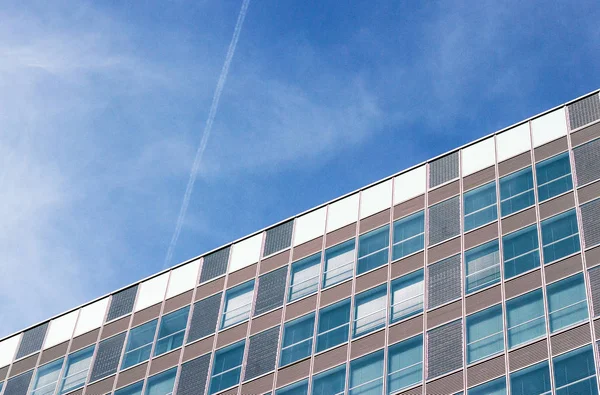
[353,285,386,338]
[465,240,500,293]
[536,152,573,202]
[390,269,423,323]
[280,313,314,366]
[541,210,580,264]
[387,335,423,393]
[357,225,389,274]
[312,365,346,395]
[209,341,245,394]
[464,181,498,231]
[58,345,94,394]
[510,361,551,395]
[276,379,308,395]
[506,289,545,349]
[289,253,320,301]
[349,350,384,395]
[221,280,254,329]
[31,357,64,395]
[323,240,355,288]
[500,167,535,217]
[115,381,143,395]
[466,304,504,363]
[503,225,540,279]
[145,367,176,395]
[547,273,588,332]
[553,345,598,395]
[122,319,158,369]
[392,211,424,260]
[154,306,189,356]
[468,376,506,395]
[317,299,350,352]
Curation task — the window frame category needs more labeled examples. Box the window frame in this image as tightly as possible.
[387,334,423,393]
[289,253,321,302]
[535,151,573,203]
[221,280,254,329]
[390,269,423,323]
[316,298,351,353]
[502,224,540,279]
[209,340,245,395]
[312,364,346,395]
[353,284,387,338]
[349,350,384,395]
[499,167,535,217]
[465,239,501,294]
[30,356,64,395]
[463,181,498,232]
[392,211,425,261]
[546,273,588,333]
[540,209,580,265]
[121,319,158,370]
[466,304,504,364]
[323,239,355,289]
[154,305,190,357]
[280,313,315,367]
[144,367,177,395]
[505,289,546,349]
[58,344,95,395]
[357,225,390,275]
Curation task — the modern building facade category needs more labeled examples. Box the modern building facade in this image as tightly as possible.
[2,90,600,395]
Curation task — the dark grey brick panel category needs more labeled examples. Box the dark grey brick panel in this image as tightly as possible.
[89,332,126,382]
[187,293,222,343]
[254,266,287,316]
[244,326,280,381]
[177,353,211,395]
[430,151,459,188]
[15,322,48,359]
[428,255,462,309]
[106,286,138,322]
[581,198,600,248]
[3,370,33,395]
[569,93,600,130]
[427,319,463,379]
[573,138,600,186]
[200,247,230,283]
[264,220,294,257]
[429,196,460,245]
[589,267,600,317]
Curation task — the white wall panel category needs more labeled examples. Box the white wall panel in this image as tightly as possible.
[0,334,21,368]
[496,123,531,162]
[293,208,326,246]
[360,180,392,219]
[229,233,263,273]
[166,260,200,299]
[44,311,78,349]
[74,297,109,337]
[531,107,567,147]
[461,137,495,176]
[326,193,359,232]
[135,273,169,312]
[393,165,426,204]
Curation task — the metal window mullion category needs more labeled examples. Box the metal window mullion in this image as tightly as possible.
[565,105,600,395]
[459,148,469,395]
[422,161,430,394]
[528,119,558,395]
[381,180,394,395]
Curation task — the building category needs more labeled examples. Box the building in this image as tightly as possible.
[1,90,600,395]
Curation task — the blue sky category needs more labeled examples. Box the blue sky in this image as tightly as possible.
[1,0,599,338]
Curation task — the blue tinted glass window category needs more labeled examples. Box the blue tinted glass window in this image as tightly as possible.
[115,381,143,395]
[275,379,308,395]
[536,152,573,202]
[122,319,158,369]
[209,341,245,394]
[547,273,588,333]
[510,360,551,395]
[317,299,350,352]
[465,240,500,293]
[464,182,498,231]
[221,280,254,329]
[353,285,386,338]
[387,335,423,393]
[541,210,580,264]
[503,225,540,279]
[506,289,545,349]
[154,306,189,356]
[349,350,384,395]
[59,345,94,394]
[289,253,321,301]
[31,357,64,395]
[392,211,424,260]
[358,225,389,274]
[0,383,3,393]
[500,167,535,216]
[323,240,354,288]
[467,304,504,363]
[468,376,506,395]
[280,313,315,366]
[553,345,598,395]
[390,269,423,323]
[312,365,346,395]
[145,367,176,395]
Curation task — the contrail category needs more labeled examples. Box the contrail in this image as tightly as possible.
[164,0,251,268]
